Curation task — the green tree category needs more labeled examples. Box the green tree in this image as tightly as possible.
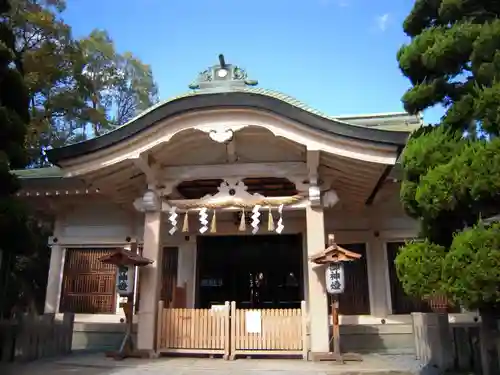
[394,1,500,373]
[0,0,79,316]
[7,2,158,162]
[0,1,159,315]
[113,52,159,126]
[78,29,158,137]
[0,0,33,316]
[7,0,86,164]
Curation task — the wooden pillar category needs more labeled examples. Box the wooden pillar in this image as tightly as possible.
[368,235,390,316]
[178,239,196,308]
[137,210,163,352]
[306,205,330,356]
[44,219,65,314]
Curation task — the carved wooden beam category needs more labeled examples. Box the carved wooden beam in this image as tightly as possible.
[160,162,307,181]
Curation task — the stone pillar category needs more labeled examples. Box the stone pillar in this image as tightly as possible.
[137,210,163,352]
[44,219,65,314]
[412,312,453,371]
[306,205,330,356]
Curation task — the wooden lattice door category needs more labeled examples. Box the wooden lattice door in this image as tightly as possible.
[60,248,117,314]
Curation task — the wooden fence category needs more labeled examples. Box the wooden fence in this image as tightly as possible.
[156,301,307,360]
[230,301,307,359]
[0,313,74,363]
[156,301,231,358]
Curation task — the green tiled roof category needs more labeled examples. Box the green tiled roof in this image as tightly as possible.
[109,86,421,135]
[14,86,421,180]
[13,166,63,179]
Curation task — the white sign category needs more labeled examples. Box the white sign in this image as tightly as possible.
[325,262,345,294]
[245,311,262,334]
[116,265,135,295]
[211,305,226,312]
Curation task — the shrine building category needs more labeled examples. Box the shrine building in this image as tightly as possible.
[14,56,474,358]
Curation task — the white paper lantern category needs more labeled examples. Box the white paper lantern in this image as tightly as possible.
[325,262,345,294]
[116,265,135,295]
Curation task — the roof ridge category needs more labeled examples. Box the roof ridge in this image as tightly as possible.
[99,86,417,140]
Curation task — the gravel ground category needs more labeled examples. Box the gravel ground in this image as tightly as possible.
[0,353,444,375]
[377,354,441,375]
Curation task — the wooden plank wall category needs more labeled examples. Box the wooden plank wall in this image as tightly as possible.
[136,246,179,311]
[161,247,179,307]
[328,243,370,315]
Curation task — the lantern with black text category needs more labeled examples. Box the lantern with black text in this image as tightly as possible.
[100,246,152,359]
[325,262,345,294]
[116,265,135,295]
[309,234,362,363]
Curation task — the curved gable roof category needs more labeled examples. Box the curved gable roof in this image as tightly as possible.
[47,87,418,165]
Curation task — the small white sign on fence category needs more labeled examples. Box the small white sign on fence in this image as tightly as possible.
[211,304,226,312]
[245,311,262,334]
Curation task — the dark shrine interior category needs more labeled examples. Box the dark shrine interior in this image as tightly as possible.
[196,234,303,309]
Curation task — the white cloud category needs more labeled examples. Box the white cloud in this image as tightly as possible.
[376,13,390,31]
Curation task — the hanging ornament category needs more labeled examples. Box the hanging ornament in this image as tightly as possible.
[182,211,189,233]
[239,209,246,231]
[267,207,275,232]
[251,205,261,235]
[168,206,178,235]
[199,207,209,234]
[210,210,217,233]
[276,204,284,234]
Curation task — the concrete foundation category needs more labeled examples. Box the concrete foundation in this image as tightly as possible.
[71,322,414,355]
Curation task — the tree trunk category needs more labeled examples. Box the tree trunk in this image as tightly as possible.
[479,308,499,375]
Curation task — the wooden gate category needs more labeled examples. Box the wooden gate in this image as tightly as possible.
[156,301,307,360]
[156,301,231,358]
[230,301,307,359]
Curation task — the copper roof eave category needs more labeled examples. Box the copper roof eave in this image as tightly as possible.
[46,92,411,165]
[309,245,363,264]
[99,249,153,267]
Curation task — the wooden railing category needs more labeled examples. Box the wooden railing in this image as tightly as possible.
[156,301,231,359]
[230,301,307,359]
[156,301,307,360]
[0,313,74,363]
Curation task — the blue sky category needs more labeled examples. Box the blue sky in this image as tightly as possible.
[62,0,443,124]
